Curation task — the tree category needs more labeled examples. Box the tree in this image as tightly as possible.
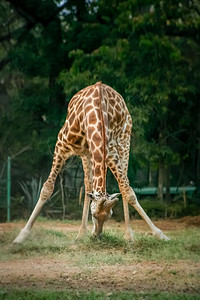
[59,0,200,198]
[0,0,199,215]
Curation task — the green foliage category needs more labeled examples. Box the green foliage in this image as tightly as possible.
[19,177,42,211]
[134,199,167,218]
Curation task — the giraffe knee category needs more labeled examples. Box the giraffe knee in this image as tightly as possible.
[40,179,54,202]
[123,188,138,205]
[127,194,137,205]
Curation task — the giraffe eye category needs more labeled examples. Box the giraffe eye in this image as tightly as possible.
[94,191,101,199]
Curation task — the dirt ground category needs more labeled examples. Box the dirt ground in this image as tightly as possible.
[0,216,200,294]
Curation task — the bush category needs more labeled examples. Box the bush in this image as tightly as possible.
[134,199,168,219]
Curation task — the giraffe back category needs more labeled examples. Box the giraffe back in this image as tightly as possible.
[63,82,131,150]
[57,82,132,191]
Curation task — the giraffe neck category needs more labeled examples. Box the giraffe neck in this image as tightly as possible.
[96,82,107,193]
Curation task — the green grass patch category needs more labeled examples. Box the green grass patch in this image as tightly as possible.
[1,222,200,297]
[0,289,199,300]
[0,224,200,264]
[81,230,127,249]
[0,227,74,260]
[77,249,125,266]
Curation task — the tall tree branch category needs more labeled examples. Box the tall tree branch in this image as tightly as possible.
[5,0,68,26]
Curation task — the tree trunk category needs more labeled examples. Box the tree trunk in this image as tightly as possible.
[158,159,164,202]
[157,128,165,202]
[148,163,153,186]
[165,165,171,201]
[196,139,200,193]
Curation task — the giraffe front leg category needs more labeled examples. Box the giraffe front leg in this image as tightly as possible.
[127,187,170,241]
[107,155,134,242]
[76,156,93,240]
[13,146,69,244]
[122,198,134,242]
[13,177,55,244]
[76,195,90,240]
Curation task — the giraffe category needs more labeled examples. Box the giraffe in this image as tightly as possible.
[13,81,169,244]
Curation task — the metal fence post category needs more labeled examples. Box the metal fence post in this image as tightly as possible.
[7,156,11,222]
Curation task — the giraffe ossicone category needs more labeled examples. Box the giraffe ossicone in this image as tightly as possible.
[13,81,170,244]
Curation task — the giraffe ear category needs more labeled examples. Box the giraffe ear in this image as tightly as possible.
[110,193,121,200]
[87,193,95,200]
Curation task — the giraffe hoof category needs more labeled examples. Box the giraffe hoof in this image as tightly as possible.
[153,229,170,241]
[92,231,101,239]
[161,233,170,241]
[75,229,87,241]
[13,228,30,244]
[124,229,134,242]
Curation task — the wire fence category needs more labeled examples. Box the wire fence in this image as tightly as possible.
[0,156,11,221]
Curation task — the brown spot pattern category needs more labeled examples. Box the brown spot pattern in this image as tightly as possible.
[93,132,101,146]
[71,119,80,133]
[94,150,102,163]
[68,112,75,125]
[95,165,101,177]
[89,111,97,124]
[93,89,99,98]
[85,105,93,114]
[86,88,94,97]
[49,82,132,195]
[98,177,103,187]
[88,126,95,139]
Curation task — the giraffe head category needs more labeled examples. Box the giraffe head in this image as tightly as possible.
[88,191,120,237]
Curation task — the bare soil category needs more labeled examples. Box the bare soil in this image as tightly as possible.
[0,217,200,294]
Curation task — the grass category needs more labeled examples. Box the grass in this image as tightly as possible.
[0,289,200,300]
[0,223,200,263]
[0,220,200,298]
